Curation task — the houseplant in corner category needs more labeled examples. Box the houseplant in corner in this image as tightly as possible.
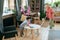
[12,9,16,14]
[54,1,60,7]
[40,11,46,20]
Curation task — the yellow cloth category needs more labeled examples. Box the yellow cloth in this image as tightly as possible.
[21,14,27,21]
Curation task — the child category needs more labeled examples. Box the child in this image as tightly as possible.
[19,16,31,37]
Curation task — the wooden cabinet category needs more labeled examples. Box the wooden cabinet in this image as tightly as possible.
[29,0,40,12]
[3,14,16,26]
[2,14,17,38]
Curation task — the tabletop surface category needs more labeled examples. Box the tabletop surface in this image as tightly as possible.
[24,24,41,29]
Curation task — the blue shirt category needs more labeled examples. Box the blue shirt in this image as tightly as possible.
[20,20,28,28]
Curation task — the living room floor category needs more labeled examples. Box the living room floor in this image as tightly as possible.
[4,22,60,40]
[53,23,60,30]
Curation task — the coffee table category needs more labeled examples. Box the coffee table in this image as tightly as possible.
[24,24,41,40]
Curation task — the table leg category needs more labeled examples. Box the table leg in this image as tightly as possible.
[37,29,39,36]
[25,29,27,37]
[15,34,18,40]
[31,29,34,40]
[2,36,5,40]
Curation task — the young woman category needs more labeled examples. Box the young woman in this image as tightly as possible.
[45,4,54,28]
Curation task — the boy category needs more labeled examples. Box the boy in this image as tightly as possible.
[19,16,31,37]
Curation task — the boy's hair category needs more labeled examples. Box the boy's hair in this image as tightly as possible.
[26,16,31,20]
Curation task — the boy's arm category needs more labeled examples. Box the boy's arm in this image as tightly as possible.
[20,20,27,27]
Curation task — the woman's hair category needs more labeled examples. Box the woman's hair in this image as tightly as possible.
[45,3,50,5]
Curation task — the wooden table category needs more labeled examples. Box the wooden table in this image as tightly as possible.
[24,24,41,40]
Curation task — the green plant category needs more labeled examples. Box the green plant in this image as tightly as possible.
[12,9,16,14]
[54,1,60,7]
[24,6,28,10]
[40,12,46,20]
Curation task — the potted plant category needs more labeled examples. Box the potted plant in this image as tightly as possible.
[54,1,60,7]
[40,12,46,20]
[12,9,16,14]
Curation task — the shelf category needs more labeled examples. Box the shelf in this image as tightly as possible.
[29,0,40,12]
[32,1,34,3]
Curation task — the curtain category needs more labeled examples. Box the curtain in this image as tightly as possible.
[0,0,4,32]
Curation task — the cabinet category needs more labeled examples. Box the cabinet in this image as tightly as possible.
[3,14,16,26]
[2,14,17,38]
[29,0,40,12]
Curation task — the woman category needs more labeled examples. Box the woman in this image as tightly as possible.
[45,4,54,28]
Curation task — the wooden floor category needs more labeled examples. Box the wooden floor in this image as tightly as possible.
[3,26,50,40]
[4,28,41,40]
[53,23,60,30]
[3,21,60,40]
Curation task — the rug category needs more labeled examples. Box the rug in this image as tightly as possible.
[48,30,60,40]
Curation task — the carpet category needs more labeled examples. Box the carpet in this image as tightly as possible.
[48,30,60,40]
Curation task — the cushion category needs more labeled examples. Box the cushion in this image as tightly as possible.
[54,12,60,16]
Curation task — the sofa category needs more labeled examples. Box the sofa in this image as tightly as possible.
[54,11,60,23]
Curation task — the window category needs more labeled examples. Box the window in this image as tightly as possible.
[3,0,8,12]
[45,0,60,4]
[2,0,14,16]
